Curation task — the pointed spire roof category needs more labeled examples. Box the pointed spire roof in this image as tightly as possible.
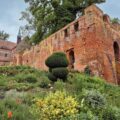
[18,27,22,37]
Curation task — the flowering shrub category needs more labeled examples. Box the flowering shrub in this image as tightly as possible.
[31,91,79,120]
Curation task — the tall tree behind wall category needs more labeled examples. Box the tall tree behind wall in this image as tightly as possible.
[21,0,106,44]
[0,30,9,40]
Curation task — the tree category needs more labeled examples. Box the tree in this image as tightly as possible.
[22,0,106,44]
[111,18,120,24]
[0,30,9,40]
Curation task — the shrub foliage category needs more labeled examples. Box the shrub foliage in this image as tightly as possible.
[45,52,69,68]
[45,52,69,81]
[31,91,79,120]
[52,67,68,80]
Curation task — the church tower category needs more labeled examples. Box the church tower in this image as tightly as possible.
[17,28,22,44]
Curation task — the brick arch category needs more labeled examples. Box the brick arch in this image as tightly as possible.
[113,41,120,84]
[67,50,75,69]
[113,42,119,61]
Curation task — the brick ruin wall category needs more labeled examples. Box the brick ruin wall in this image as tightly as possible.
[13,5,120,85]
[0,41,16,66]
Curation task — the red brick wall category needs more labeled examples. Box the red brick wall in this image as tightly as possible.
[0,40,16,66]
[13,5,120,84]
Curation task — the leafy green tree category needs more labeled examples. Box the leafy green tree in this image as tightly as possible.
[22,0,106,44]
[111,18,120,24]
[0,30,9,40]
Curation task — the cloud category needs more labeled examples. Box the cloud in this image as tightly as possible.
[0,0,27,42]
[0,0,120,43]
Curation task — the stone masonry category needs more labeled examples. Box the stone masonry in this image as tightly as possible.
[13,5,120,85]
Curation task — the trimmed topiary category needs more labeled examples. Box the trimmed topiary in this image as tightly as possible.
[47,73,57,82]
[49,68,52,72]
[45,52,69,82]
[45,52,69,68]
[52,67,68,80]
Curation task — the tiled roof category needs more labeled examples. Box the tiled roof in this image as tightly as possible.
[0,40,16,50]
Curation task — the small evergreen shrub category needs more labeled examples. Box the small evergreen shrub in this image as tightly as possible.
[84,90,106,110]
[45,52,69,68]
[52,67,68,80]
[45,52,69,82]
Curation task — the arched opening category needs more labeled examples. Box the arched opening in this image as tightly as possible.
[113,42,120,84]
[69,50,75,69]
[114,42,119,61]
[103,14,110,23]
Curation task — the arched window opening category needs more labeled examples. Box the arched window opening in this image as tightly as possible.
[113,41,120,85]
[74,22,79,32]
[69,50,75,69]
[114,42,119,61]
[103,14,110,23]
[5,53,8,57]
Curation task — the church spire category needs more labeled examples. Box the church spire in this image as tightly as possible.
[17,27,22,44]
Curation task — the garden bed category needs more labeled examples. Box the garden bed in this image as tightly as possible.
[0,66,120,120]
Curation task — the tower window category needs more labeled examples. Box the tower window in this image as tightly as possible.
[64,29,68,37]
[55,34,57,39]
[5,53,8,57]
[74,22,79,32]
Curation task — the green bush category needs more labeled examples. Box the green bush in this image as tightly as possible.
[15,83,34,91]
[45,52,69,68]
[0,98,34,120]
[54,80,65,91]
[47,73,57,82]
[16,74,37,83]
[45,52,69,81]
[25,74,37,83]
[39,78,50,88]
[102,106,120,120]
[52,67,68,80]
[84,90,106,110]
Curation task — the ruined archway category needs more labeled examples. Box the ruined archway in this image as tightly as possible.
[113,42,120,84]
[114,42,119,61]
[68,50,75,69]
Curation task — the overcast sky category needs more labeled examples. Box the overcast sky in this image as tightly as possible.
[0,0,120,43]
